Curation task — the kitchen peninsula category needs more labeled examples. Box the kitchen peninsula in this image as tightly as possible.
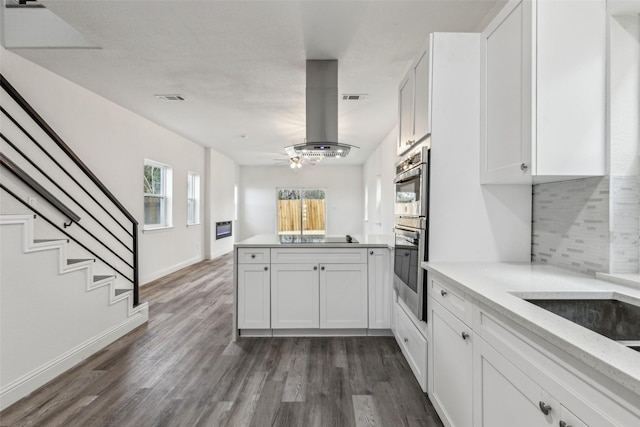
[233,234,394,340]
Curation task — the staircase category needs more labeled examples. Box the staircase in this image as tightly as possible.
[0,74,149,410]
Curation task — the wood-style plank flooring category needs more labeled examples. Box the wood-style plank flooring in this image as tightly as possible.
[1,253,443,426]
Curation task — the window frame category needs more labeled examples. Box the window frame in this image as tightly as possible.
[187,171,200,226]
[276,187,327,235]
[143,159,173,230]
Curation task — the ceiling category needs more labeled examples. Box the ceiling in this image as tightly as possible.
[3,0,504,166]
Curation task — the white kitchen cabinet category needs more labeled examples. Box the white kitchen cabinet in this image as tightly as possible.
[480,0,606,183]
[237,263,271,329]
[474,334,555,427]
[319,263,368,329]
[398,37,432,155]
[430,298,473,427]
[270,248,370,330]
[367,248,392,329]
[270,263,319,329]
[472,306,624,427]
[394,297,428,391]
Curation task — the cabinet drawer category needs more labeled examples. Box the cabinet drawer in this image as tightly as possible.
[237,248,270,264]
[431,275,469,324]
[395,302,427,391]
[271,248,367,264]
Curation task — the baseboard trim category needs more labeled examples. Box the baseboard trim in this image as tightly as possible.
[141,256,203,285]
[0,305,149,411]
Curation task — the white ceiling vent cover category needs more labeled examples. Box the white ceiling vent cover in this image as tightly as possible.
[154,94,185,101]
[342,94,367,101]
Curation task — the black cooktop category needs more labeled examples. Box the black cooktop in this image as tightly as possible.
[279,235,358,244]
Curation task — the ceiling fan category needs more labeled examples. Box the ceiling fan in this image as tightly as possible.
[272,154,320,169]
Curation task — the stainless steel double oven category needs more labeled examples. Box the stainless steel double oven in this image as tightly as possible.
[393,142,429,321]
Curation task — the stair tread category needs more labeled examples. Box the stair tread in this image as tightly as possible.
[67,258,93,265]
[115,289,132,296]
[93,275,115,282]
[34,239,66,243]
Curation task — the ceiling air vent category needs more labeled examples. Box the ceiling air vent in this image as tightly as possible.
[342,94,367,101]
[154,94,185,101]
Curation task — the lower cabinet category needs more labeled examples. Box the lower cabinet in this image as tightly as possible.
[270,261,368,329]
[394,294,428,391]
[473,335,586,427]
[430,298,473,427]
[427,270,640,427]
[237,263,270,329]
[270,263,320,329]
[368,248,392,329]
[319,263,368,328]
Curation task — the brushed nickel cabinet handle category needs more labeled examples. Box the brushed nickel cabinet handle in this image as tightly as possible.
[538,401,552,415]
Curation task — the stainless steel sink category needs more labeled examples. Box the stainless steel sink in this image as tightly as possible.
[519,295,640,352]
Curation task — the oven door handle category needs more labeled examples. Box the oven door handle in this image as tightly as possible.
[394,166,421,184]
[394,226,420,239]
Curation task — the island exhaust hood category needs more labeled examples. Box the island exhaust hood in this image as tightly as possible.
[285,60,357,159]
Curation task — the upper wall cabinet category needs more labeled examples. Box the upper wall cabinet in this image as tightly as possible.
[398,38,432,156]
[480,0,606,184]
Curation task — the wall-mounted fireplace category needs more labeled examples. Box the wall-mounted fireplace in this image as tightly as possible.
[216,221,232,240]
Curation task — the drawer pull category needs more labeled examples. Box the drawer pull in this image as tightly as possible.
[538,401,552,415]
[370,250,374,255]
[313,266,318,271]
[264,266,268,271]
[440,290,447,297]
[321,266,325,271]
[559,422,572,427]
[403,337,409,343]
[461,331,469,340]
[251,254,256,259]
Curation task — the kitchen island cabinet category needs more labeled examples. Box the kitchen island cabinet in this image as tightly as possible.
[233,235,393,338]
[236,248,271,329]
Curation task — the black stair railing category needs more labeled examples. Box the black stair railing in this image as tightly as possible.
[0,74,139,306]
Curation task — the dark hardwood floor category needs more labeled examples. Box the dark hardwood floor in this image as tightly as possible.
[1,253,443,427]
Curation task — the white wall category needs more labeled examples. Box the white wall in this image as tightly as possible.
[363,126,396,235]
[238,165,363,240]
[205,148,239,259]
[0,47,207,284]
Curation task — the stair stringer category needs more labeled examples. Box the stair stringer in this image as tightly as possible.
[0,214,142,315]
[0,214,149,410]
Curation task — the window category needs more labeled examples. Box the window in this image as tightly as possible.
[187,172,200,225]
[277,188,326,235]
[144,160,172,229]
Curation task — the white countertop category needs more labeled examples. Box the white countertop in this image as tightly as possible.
[235,234,394,248]
[423,261,640,397]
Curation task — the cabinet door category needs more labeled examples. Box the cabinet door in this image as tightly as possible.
[398,72,414,155]
[271,263,319,329]
[368,248,391,329]
[237,264,270,329]
[319,263,368,329]
[431,300,473,427]
[473,335,550,427]
[412,41,432,143]
[481,0,532,183]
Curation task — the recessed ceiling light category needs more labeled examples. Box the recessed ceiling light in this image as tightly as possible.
[154,94,185,101]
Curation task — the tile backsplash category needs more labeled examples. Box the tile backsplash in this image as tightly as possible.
[532,176,640,275]
[532,177,611,275]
